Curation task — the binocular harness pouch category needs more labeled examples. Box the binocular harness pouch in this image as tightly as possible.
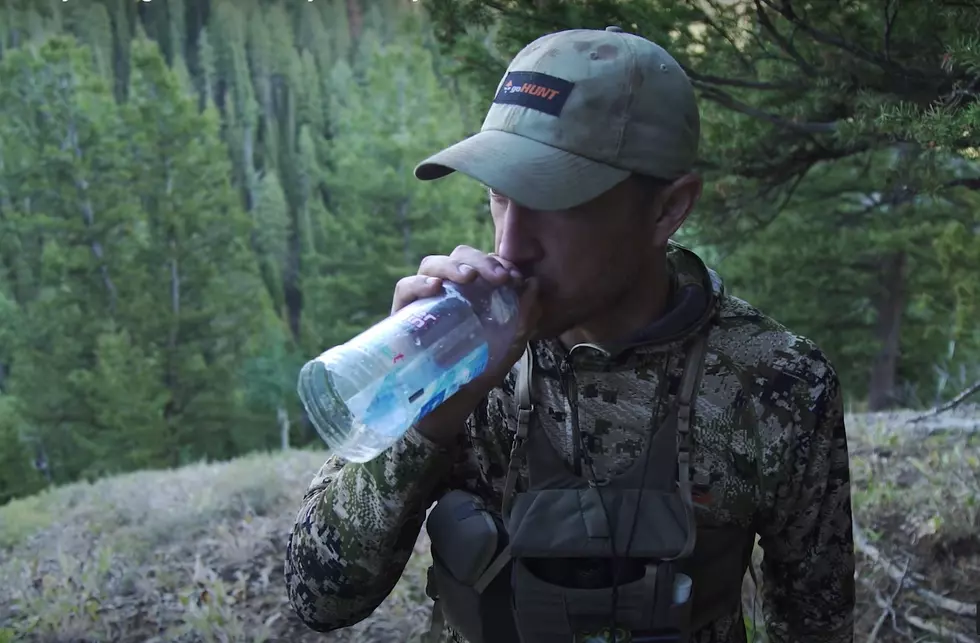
[425,333,716,643]
[425,489,520,643]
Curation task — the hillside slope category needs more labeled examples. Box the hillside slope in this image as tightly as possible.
[1,410,978,643]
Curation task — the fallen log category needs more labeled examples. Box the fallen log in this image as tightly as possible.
[905,609,979,643]
[853,521,977,618]
[865,560,906,643]
[910,380,980,423]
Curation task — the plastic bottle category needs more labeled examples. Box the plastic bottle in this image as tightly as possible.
[297,278,521,463]
[672,573,692,604]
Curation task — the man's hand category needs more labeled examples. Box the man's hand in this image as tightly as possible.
[391,245,540,445]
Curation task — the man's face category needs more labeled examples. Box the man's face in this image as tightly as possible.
[489,176,696,339]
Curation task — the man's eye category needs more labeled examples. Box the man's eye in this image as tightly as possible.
[488,188,507,201]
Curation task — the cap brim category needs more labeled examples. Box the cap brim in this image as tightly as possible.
[414,129,630,211]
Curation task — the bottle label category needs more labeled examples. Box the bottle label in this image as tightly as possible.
[346,290,491,434]
[357,341,489,433]
[413,341,489,423]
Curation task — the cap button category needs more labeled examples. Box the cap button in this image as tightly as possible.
[605,25,625,32]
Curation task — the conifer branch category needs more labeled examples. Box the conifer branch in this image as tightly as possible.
[692,81,838,134]
[757,0,933,79]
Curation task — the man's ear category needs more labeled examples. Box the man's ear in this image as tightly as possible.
[652,173,702,246]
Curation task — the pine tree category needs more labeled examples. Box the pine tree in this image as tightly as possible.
[309,13,492,349]
[424,0,980,409]
[122,35,273,463]
[0,36,142,481]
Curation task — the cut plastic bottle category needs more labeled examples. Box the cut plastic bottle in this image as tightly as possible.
[297,278,521,463]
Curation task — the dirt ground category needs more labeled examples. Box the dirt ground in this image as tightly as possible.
[1,407,977,643]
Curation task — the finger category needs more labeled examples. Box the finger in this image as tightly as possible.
[476,277,540,382]
[487,253,526,285]
[449,246,515,286]
[392,275,444,314]
[418,254,481,284]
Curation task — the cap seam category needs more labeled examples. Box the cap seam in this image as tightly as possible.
[616,33,638,157]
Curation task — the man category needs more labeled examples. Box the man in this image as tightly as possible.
[285,25,855,643]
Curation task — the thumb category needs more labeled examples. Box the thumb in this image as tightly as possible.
[471,278,541,390]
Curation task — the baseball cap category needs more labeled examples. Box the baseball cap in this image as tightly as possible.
[414,26,700,211]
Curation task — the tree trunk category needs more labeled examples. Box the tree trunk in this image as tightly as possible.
[346,0,363,41]
[66,118,118,314]
[278,405,290,450]
[33,443,52,484]
[868,251,907,410]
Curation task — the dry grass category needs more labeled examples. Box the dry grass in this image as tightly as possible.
[0,449,435,643]
[843,407,979,643]
[1,408,978,643]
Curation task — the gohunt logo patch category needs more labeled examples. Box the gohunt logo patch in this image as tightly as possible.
[493,71,574,116]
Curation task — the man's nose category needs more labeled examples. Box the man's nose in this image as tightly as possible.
[495,202,540,266]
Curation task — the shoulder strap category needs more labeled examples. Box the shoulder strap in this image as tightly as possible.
[501,347,533,518]
[671,331,709,559]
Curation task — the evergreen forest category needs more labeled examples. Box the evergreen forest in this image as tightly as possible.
[1,0,978,509]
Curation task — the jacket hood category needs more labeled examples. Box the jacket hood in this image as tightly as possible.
[533,241,724,370]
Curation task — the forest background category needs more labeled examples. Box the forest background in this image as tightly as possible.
[0,1,978,642]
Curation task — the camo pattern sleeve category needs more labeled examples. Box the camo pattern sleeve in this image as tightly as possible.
[284,424,471,632]
[755,341,856,643]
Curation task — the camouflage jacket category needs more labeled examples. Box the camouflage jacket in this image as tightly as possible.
[285,243,856,643]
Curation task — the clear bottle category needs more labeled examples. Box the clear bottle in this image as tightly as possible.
[297,278,521,463]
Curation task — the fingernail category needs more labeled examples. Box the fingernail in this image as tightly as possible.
[458,264,474,275]
[493,265,508,277]
[510,269,523,281]
[426,277,440,285]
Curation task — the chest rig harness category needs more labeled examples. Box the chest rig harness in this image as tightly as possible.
[423,331,752,643]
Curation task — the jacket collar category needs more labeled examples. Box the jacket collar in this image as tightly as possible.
[532,242,724,371]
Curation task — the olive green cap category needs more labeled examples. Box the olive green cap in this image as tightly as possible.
[414,26,700,210]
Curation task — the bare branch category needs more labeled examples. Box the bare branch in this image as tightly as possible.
[684,0,756,72]
[882,0,899,62]
[684,68,805,91]
[731,141,873,186]
[866,558,908,643]
[904,610,979,643]
[753,0,818,76]
[759,0,932,79]
[910,379,980,423]
[946,177,980,190]
[829,174,980,225]
[693,81,838,134]
[854,521,978,618]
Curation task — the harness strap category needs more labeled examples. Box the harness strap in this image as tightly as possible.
[501,347,533,518]
[474,543,512,593]
[426,334,712,641]
[423,598,445,643]
[673,332,708,559]
[503,335,709,526]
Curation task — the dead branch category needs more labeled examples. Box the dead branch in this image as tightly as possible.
[910,379,980,423]
[752,0,818,76]
[683,68,805,91]
[905,609,979,643]
[860,575,910,638]
[853,521,978,618]
[692,81,838,134]
[866,558,908,643]
[757,0,933,79]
